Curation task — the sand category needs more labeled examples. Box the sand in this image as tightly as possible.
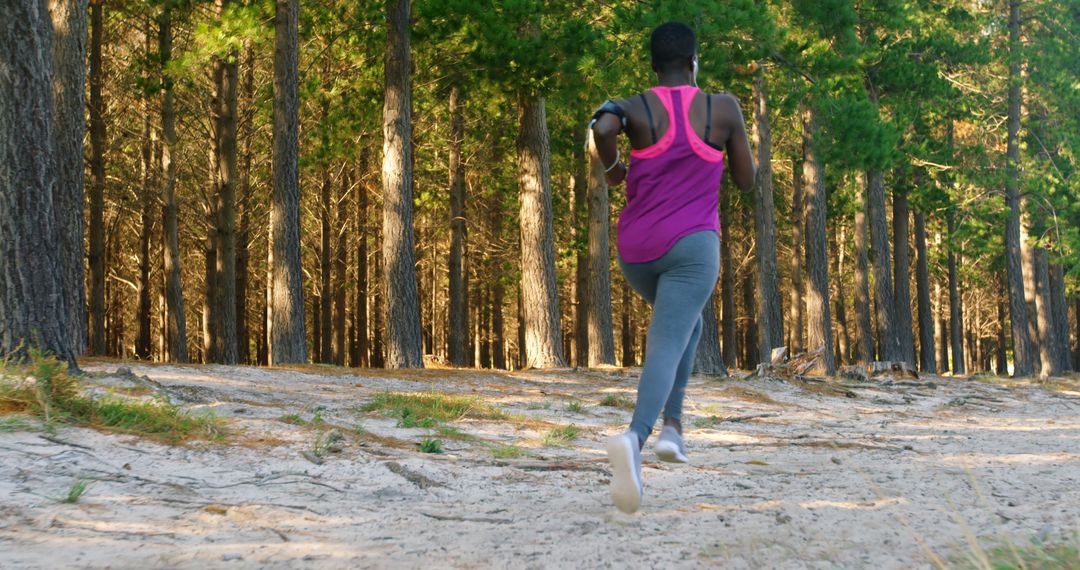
[1,361,1078,569]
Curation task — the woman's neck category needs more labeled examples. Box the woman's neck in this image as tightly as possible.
[656,72,694,87]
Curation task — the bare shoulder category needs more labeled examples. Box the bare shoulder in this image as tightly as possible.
[707,92,746,125]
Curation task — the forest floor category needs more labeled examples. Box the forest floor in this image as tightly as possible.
[2,359,1079,569]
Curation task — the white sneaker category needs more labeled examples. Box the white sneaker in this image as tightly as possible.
[606,432,643,514]
[654,425,689,463]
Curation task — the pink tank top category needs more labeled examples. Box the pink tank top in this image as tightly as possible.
[618,85,725,263]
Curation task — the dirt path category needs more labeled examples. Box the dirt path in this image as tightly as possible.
[2,362,1079,569]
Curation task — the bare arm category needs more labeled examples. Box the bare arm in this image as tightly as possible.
[718,93,756,192]
[591,111,627,186]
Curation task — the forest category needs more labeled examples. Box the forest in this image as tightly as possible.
[3,0,1079,378]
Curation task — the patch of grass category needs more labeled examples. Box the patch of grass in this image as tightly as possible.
[312,430,345,457]
[490,443,525,459]
[542,424,581,447]
[311,407,326,425]
[526,402,552,411]
[56,479,89,504]
[360,391,507,425]
[353,422,367,435]
[278,413,307,425]
[0,350,226,444]
[957,540,1080,570]
[435,425,474,441]
[565,400,587,414]
[419,438,444,454]
[599,394,635,411]
[692,416,714,429]
[0,416,33,432]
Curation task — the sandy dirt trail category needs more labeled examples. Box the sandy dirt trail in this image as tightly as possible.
[2,361,1079,569]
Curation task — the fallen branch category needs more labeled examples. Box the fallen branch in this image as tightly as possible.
[421,512,512,524]
[384,461,444,489]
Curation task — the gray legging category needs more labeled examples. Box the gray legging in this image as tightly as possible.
[618,230,720,446]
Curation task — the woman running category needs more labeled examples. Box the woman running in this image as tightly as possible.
[590,21,756,514]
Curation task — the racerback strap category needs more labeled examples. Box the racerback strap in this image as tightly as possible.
[639,93,658,144]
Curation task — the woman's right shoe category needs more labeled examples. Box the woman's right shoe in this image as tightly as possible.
[606,432,643,514]
[654,425,689,463]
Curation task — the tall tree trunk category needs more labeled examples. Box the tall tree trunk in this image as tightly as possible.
[333,169,348,366]
[802,108,835,374]
[694,292,727,376]
[1049,262,1071,373]
[1033,247,1058,377]
[319,156,332,363]
[0,0,73,365]
[741,260,759,369]
[1019,218,1041,371]
[620,281,634,366]
[235,46,254,365]
[135,84,154,360]
[914,211,935,373]
[790,159,806,354]
[720,179,737,367]
[946,210,966,375]
[492,278,506,370]
[49,0,88,356]
[854,179,873,362]
[1004,0,1034,376]
[516,94,565,368]
[269,0,307,364]
[866,170,898,362]
[356,150,370,367]
[371,218,385,368]
[585,129,616,366]
[892,187,915,365]
[159,5,187,363]
[571,125,588,367]
[832,225,850,365]
[751,71,784,361]
[210,0,239,364]
[997,278,1008,375]
[447,86,468,366]
[88,1,106,356]
[381,0,423,368]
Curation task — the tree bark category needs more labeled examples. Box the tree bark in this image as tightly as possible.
[945,209,966,377]
[516,94,565,368]
[159,5,187,363]
[571,125,588,367]
[333,168,348,366]
[914,211,935,373]
[88,1,106,356]
[620,281,634,366]
[585,129,616,366]
[790,159,806,354]
[48,0,88,356]
[720,179,737,367]
[832,224,850,364]
[802,108,835,374]
[1004,0,1034,376]
[319,149,332,363]
[741,258,759,369]
[356,149,370,367]
[235,45,254,365]
[997,279,1008,375]
[1049,262,1071,373]
[1033,247,1058,377]
[854,179,873,362]
[381,0,423,368]
[694,292,727,376]
[751,72,784,362]
[892,187,915,366]
[211,0,239,364]
[135,82,153,360]
[866,170,899,362]
[0,0,74,365]
[269,0,307,364]
[447,86,468,366]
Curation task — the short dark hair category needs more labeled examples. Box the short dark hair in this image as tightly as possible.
[650,22,696,71]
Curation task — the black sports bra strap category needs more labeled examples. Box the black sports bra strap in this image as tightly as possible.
[704,93,712,146]
[639,93,657,144]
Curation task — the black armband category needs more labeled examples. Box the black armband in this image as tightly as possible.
[589,100,627,130]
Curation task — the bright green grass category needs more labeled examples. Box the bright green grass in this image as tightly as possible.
[360,392,507,424]
[542,424,581,447]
